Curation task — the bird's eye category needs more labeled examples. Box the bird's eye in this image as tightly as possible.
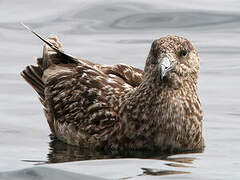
[180,50,188,57]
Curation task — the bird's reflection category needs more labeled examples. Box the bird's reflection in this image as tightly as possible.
[40,135,205,177]
[48,134,203,162]
[48,135,171,163]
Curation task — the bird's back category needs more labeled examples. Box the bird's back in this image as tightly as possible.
[21,35,144,147]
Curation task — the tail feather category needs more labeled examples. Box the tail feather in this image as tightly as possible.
[21,65,44,99]
[21,23,83,100]
[20,23,83,135]
[21,23,77,100]
[36,57,44,70]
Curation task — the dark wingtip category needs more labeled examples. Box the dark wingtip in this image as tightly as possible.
[21,22,78,64]
[21,22,31,31]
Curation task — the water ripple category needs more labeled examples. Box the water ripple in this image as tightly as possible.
[110,11,240,30]
[61,3,240,34]
[2,3,240,35]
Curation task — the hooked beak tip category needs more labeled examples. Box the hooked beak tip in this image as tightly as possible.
[158,57,176,80]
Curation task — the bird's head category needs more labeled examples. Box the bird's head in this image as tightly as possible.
[144,36,200,87]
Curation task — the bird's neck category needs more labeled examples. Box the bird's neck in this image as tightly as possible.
[120,74,200,130]
[116,76,202,150]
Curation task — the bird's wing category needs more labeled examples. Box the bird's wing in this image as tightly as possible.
[21,24,144,141]
[96,64,144,88]
[22,54,132,138]
[21,23,144,89]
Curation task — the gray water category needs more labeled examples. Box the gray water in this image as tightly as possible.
[1,0,240,179]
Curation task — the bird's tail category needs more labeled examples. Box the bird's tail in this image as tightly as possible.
[21,63,44,99]
[20,23,76,100]
[20,35,62,100]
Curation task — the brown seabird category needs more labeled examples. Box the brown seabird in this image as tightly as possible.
[21,25,204,152]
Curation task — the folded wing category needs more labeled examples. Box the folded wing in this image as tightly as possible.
[21,26,144,145]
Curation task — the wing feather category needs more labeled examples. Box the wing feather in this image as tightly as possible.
[21,24,145,146]
[97,64,144,87]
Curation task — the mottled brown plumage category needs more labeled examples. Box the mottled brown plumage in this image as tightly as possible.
[21,27,204,152]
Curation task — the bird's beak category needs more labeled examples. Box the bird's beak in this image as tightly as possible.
[158,57,177,80]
